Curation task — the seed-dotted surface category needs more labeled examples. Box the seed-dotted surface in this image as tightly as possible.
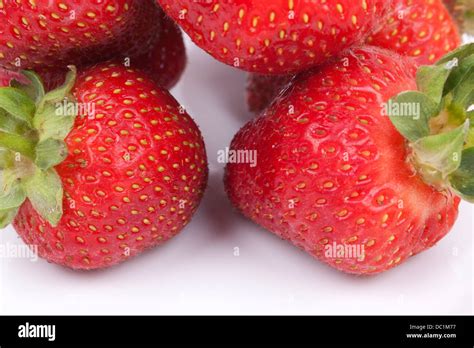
[225,46,460,274]
[13,63,208,270]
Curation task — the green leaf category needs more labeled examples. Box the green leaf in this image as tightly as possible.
[416,64,452,104]
[35,139,68,170]
[387,91,439,142]
[33,102,76,142]
[0,149,14,170]
[0,87,35,126]
[412,121,469,179]
[436,43,474,66]
[0,108,34,136]
[466,126,474,148]
[449,147,474,202]
[37,66,77,113]
[23,168,63,227]
[0,108,22,135]
[0,207,19,228]
[11,71,45,105]
[0,180,26,210]
[435,44,474,96]
[451,66,474,111]
[0,131,36,159]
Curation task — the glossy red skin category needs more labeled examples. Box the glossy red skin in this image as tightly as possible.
[248,0,461,113]
[226,46,460,275]
[0,0,162,70]
[158,0,393,74]
[13,63,208,270]
[8,12,186,92]
[130,14,187,89]
[367,0,461,64]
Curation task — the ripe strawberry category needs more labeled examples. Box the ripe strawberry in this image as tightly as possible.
[247,0,461,114]
[35,66,72,92]
[0,63,208,270]
[0,66,28,86]
[367,0,461,65]
[157,0,393,74]
[0,0,162,71]
[2,12,186,92]
[129,14,187,90]
[225,45,474,275]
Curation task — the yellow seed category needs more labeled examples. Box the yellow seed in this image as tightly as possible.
[366,239,375,247]
[252,16,259,27]
[269,12,276,22]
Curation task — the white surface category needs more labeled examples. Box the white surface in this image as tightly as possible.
[0,37,473,315]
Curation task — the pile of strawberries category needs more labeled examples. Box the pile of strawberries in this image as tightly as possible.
[0,0,472,275]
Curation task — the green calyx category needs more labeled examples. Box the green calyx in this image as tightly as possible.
[0,67,78,228]
[388,43,474,202]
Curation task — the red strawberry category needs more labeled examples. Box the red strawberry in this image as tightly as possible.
[247,0,461,113]
[0,0,162,71]
[125,13,187,90]
[157,0,393,74]
[0,63,208,270]
[0,66,28,86]
[35,66,72,92]
[5,12,186,92]
[226,45,474,275]
[367,0,461,64]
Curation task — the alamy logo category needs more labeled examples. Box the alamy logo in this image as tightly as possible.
[381,99,421,120]
[217,147,258,168]
[0,242,38,262]
[55,99,95,117]
[18,322,56,341]
[324,242,365,261]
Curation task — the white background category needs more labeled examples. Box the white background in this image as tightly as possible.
[0,36,472,315]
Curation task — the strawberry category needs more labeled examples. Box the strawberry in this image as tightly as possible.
[0,66,28,86]
[157,0,393,74]
[225,45,474,275]
[367,0,461,64]
[0,63,208,270]
[35,66,72,92]
[0,0,162,71]
[247,0,462,114]
[130,13,187,90]
[1,12,186,92]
